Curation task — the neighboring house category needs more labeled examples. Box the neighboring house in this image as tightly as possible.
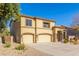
[72,26,79,39]
[66,27,76,40]
[11,15,68,44]
[67,26,79,40]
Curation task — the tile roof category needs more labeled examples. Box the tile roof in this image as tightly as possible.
[21,14,55,22]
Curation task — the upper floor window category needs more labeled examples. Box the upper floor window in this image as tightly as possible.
[43,22,50,28]
[26,19,32,26]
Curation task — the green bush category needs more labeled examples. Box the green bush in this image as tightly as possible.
[15,44,25,50]
[63,39,69,43]
[4,42,11,48]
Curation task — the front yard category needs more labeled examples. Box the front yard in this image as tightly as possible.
[0,43,49,56]
[1,42,79,56]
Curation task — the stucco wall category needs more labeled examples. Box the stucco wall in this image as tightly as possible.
[21,17,35,35]
[20,16,55,43]
[21,17,54,35]
[54,28,67,42]
[37,28,52,34]
[36,18,55,29]
[21,17,35,27]
[11,15,56,43]
[55,28,66,34]
[21,27,35,35]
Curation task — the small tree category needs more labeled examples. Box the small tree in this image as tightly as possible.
[0,3,20,40]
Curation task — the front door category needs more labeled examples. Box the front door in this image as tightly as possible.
[57,31,62,42]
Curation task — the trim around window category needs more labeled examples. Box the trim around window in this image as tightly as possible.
[26,19,32,27]
[43,22,50,28]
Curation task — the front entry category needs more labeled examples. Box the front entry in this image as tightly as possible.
[57,31,62,42]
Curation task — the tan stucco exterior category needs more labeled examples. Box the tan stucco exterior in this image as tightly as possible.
[11,15,67,44]
[53,26,67,42]
[20,15,55,44]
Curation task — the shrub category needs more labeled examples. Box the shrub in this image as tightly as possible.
[73,37,77,41]
[15,44,25,50]
[73,41,78,45]
[63,39,69,43]
[73,38,78,45]
[4,42,11,48]
[70,38,74,43]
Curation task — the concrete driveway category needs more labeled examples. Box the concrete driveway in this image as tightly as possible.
[28,42,79,56]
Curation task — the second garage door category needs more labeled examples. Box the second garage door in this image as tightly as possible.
[23,35,33,44]
[37,35,51,42]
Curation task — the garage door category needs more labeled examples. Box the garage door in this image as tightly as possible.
[23,35,33,44]
[37,35,51,42]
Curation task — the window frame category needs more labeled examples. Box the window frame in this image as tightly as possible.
[43,22,50,28]
[26,19,32,27]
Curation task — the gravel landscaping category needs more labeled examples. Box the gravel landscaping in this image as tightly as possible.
[0,44,49,56]
[1,42,79,56]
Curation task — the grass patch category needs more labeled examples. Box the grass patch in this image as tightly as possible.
[63,39,69,43]
[15,44,25,50]
[4,42,11,48]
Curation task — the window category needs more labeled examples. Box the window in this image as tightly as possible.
[43,22,50,28]
[26,19,32,26]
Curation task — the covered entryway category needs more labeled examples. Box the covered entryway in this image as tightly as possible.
[37,34,52,43]
[22,33,34,44]
[57,31,62,42]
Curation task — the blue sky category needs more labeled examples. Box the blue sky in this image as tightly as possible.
[20,3,79,26]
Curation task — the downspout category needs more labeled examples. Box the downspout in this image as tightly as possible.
[34,17,37,43]
[52,22,56,42]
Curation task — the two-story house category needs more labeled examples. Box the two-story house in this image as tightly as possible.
[21,15,55,44]
[11,15,67,44]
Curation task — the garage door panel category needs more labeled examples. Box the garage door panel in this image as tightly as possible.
[23,35,33,44]
[37,35,51,42]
